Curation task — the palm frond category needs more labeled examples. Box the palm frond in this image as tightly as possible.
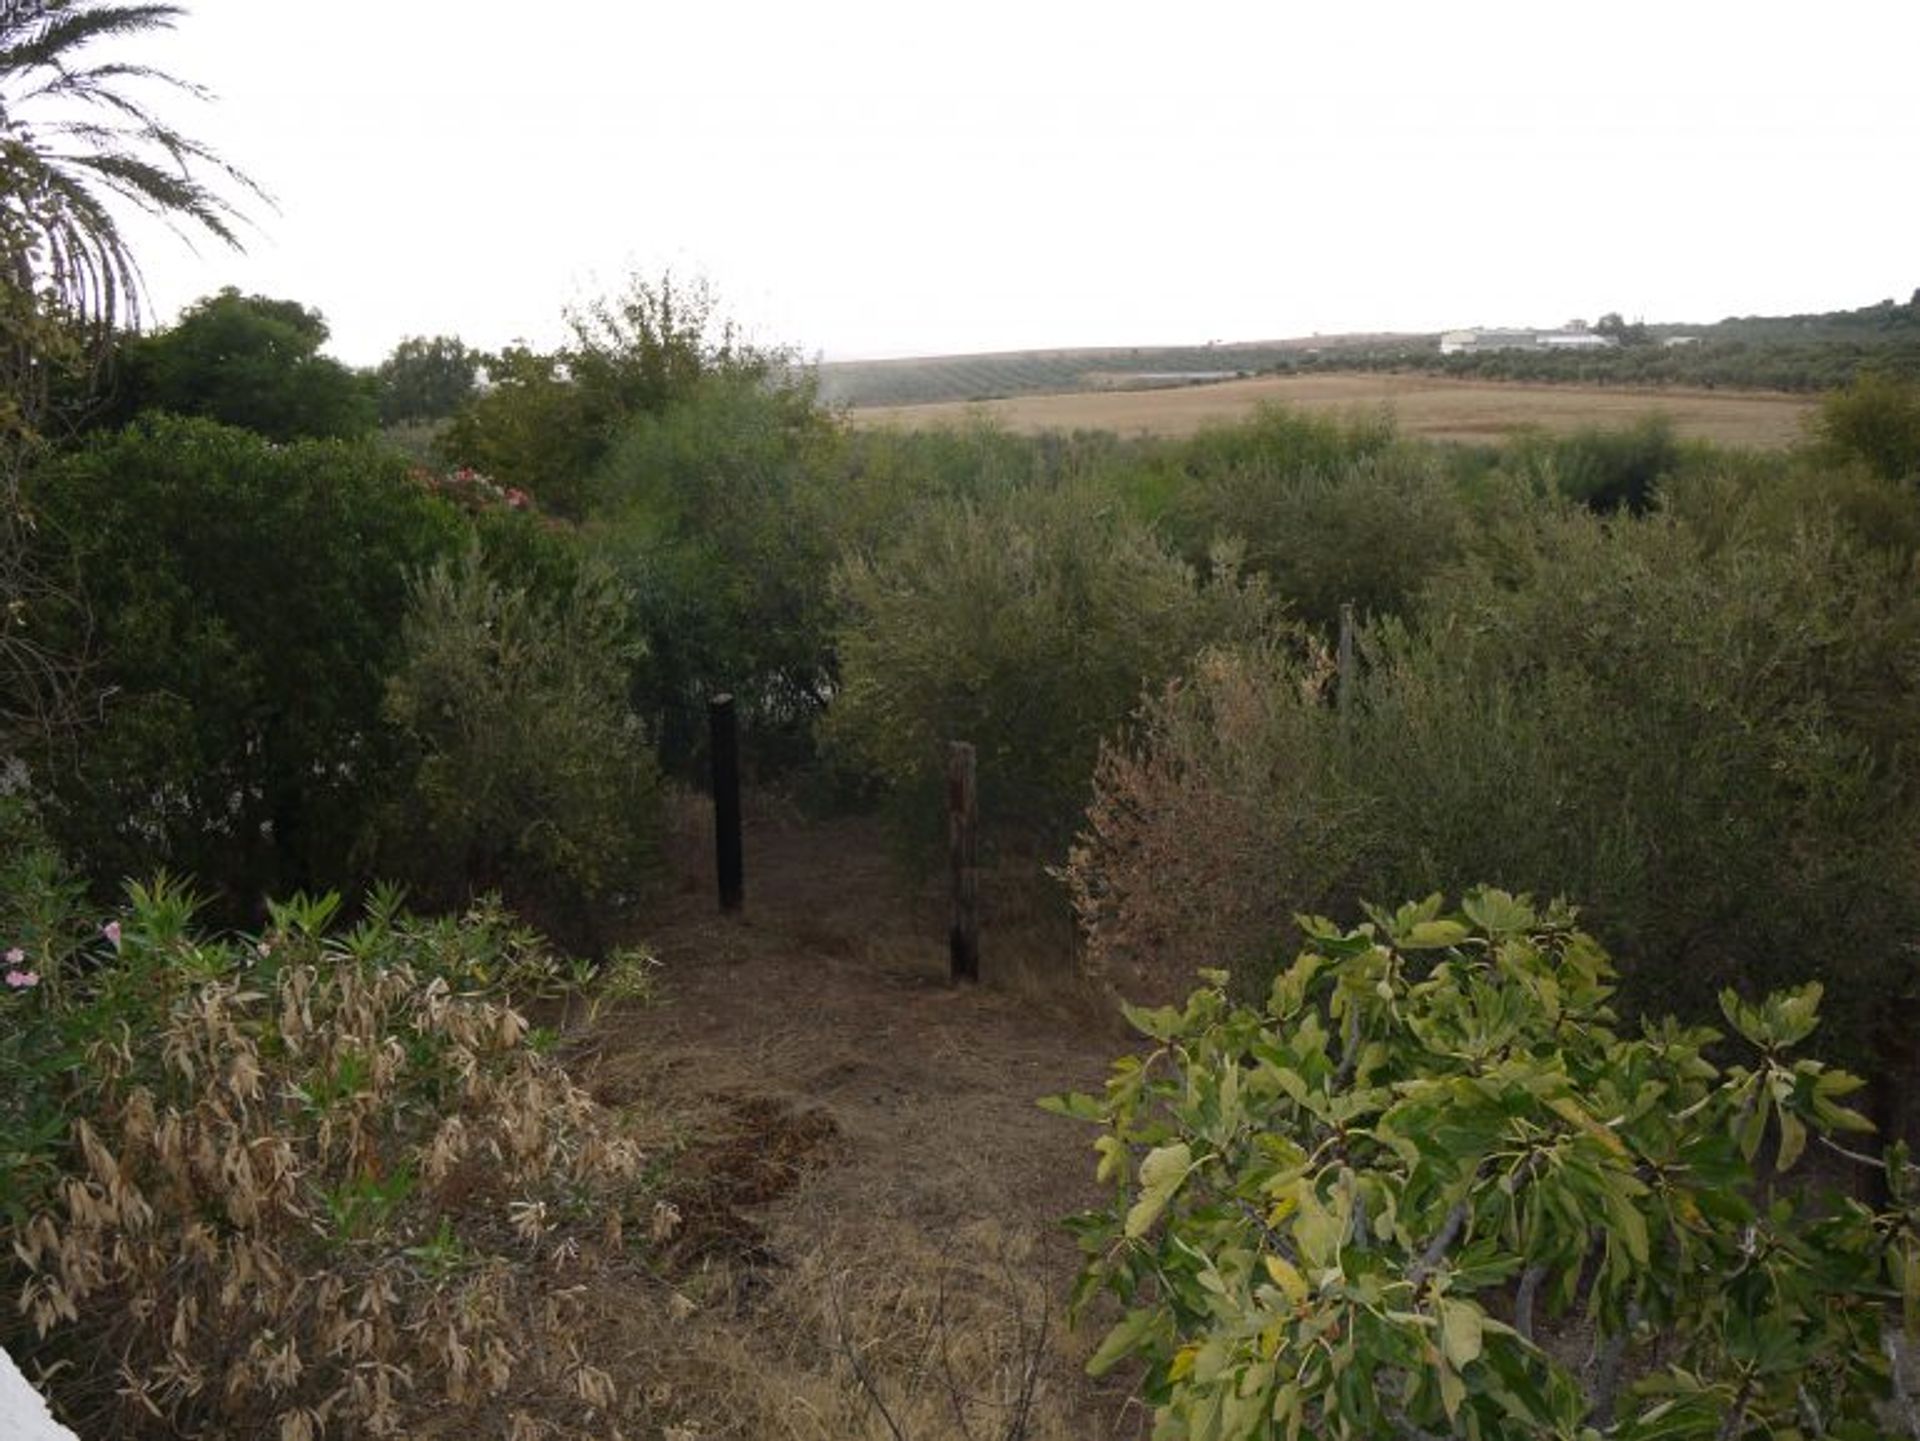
[22,60,210,112]
[0,4,185,73]
[0,0,257,334]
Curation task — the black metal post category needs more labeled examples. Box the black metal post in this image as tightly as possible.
[710,694,743,912]
[948,741,979,982]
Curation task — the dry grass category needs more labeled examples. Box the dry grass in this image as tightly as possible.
[848,371,1817,448]
[576,809,1147,1440]
[10,805,1156,1439]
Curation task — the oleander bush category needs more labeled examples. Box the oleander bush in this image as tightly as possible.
[1049,892,1920,1440]
[1,881,648,1440]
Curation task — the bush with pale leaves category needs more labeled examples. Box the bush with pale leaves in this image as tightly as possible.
[4,885,645,1440]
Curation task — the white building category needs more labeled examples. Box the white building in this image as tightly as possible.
[1440,328,1620,356]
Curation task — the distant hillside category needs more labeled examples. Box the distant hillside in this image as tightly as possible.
[816,296,1920,407]
[816,335,1430,409]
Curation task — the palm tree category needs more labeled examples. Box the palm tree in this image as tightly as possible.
[1,0,260,339]
[2,1,256,750]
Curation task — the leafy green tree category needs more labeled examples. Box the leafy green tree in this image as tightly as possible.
[108,288,376,440]
[1053,893,1917,1439]
[565,271,753,420]
[1071,466,1920,1120]
[1593,311,1650,347]
[20,415,462,906]
[435,344,599,512]
[590,372,843,773]
[376,333,480,425]
[438,273,767,516]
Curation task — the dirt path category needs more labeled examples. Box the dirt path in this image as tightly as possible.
[580,813,1148,1440]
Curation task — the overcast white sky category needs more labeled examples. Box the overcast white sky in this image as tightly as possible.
[113,0,1919,367]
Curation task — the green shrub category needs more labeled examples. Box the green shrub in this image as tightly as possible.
[1815,371,1920,483]
[827,416,1070,550]
[590,374,843,775]
[381,546,662,941]
[439,274,768,518]
[2,882,647,1439]
[1103,404,1390,540]
[1070,472,1920,1072]
[435,345,602,516]
[1402,498,1920,1040]
[1498,415,1691,514]
[1050,893,1917,1439]
[826,482,1283,857]
[1188,448,1468,632]
[20,415,463,905]
[1168,404,1400,501]
[1068,406,1459,632]
[0,795,90,1225]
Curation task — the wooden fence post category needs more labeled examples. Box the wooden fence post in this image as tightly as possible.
[710,694,743,913]
[1337,601,1356,721]
[948,741,979,983]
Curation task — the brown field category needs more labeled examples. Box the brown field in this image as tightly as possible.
[847,371,1818,448]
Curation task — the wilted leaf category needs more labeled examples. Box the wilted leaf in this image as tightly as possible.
[1290,1186,1341,1270]
[1125,1142,1194,1238]
[1263,1253,1308,1305]
[1775,1109,1807,1173]
[1438,1297,1484,1367]
[1038,1091,1104,1121]
[1403,920,1470,950]
[1087,1307,1158,1377]
[1437,1356,1466,1419]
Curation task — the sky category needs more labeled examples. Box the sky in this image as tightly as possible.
[100,0,1920,367]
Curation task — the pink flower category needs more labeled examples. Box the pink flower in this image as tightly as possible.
[4,947,22,966]
[5,969,39,990]
[102,921,122,948]
[504,488,530,510]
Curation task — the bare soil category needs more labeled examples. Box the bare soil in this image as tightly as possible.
[574,809,1150,1440]
[849,371,1817,448]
